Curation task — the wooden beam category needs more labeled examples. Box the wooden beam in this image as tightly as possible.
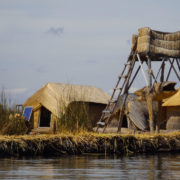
[169,59,180,81]
[128,65,141,89]
[137,54,148,86]
[151,71,158,85]
[166,58,174,81]
[176,58,180,71]
[147,56,152,90]
[144,60,157,85]
[160,61,165,82]
[154,58,166,84]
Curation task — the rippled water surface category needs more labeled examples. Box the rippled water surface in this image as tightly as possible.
[0,153,179,180]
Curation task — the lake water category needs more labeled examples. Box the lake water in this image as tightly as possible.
[0,153,179,180]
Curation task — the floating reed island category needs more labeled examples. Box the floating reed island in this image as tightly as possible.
[0,131,180,157]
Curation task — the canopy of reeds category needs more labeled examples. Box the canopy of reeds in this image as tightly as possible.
[135,27,180,58]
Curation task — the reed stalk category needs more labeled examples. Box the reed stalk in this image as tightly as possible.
[0,88,28,135]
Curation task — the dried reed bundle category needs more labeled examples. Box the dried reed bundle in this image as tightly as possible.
[0,131,179,157]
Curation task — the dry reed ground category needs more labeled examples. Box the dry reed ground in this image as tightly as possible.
[0,131,179,157]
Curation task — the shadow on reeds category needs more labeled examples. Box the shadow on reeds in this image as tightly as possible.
[55,85,91,134]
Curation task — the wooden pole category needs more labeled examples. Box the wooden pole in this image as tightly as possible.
[156,62,165,133]
[156,101,161,133]
[148,56,152,91]
[147,55,154,133]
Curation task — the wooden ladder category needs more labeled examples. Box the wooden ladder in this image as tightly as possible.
[96,41,137,133]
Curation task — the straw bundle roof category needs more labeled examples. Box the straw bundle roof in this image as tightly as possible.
[136,27,180,58]
[162,88,180,106]
[24,83,110,117]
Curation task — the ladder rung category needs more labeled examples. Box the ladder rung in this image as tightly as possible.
[109,99,117,103]
[119,75,128,78]
[124,62,131,66]
[97,122,106,126]
[114,87,122,91]
[102,110,112,114]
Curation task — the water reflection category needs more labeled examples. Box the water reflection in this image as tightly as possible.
[0,153,179,180]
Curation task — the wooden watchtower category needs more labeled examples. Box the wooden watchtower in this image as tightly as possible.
[97,27,180,133]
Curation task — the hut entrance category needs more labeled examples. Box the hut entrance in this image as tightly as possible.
[39,106,51,127]
[122,115,128,128]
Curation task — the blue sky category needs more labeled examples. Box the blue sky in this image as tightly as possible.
[0,0,180,104]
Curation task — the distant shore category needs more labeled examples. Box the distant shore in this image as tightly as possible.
[0,131,179,157]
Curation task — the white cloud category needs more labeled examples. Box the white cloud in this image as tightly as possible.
[47,27,64,36]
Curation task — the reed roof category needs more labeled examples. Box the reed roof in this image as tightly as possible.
[24,83,110,117]
[162,88,180,107]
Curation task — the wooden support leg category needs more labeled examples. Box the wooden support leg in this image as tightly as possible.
[147,55,154,133]
[117,108,124,133]
[147,94,154,133]
[156,62,165,133]
[156,101,161,133]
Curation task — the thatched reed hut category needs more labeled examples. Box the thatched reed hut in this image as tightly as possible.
[23,83,110,133]
[162,89,180,130]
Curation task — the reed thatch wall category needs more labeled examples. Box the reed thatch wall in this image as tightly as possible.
[164,106,180,130]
